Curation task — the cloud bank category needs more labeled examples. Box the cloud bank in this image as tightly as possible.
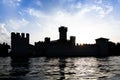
[0,0,120,44]
[0,23,10,44]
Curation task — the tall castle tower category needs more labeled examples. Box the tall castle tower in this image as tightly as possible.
[70,36,76,46]
[11,32,30,57]
[59,26,68,42]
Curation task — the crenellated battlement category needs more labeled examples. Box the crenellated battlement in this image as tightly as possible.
[11,32,29,39]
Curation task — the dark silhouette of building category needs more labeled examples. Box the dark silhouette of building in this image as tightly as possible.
[108,42,120,56]
[115,43,120,55]
[9,26,120,57]
[0,43,10,56]
[96,38,109,57]
[35,26,77,57]
[34,26,110,57]
[11,32,32,57]
[59,26,67,42]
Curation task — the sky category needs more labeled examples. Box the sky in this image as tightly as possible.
[0,0,120,45]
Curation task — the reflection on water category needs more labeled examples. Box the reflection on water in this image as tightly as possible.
[10,58,29,76]
[0,57,11,78]
[0,56,120,80]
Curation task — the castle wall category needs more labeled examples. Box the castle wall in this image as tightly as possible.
[0,43,10,56]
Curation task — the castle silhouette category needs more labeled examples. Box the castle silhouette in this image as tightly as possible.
[0,43,10,56]
[0,26,120,57]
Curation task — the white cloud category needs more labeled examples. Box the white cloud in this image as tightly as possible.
[7,18,29,30]
[2,0,116,44]
[25,2,118,44]
[91,5,113,17]
[2,0,21,7]
[0,23,10,44]
[28,8,47,18]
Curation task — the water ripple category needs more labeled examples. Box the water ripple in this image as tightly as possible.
[0,56,120,80]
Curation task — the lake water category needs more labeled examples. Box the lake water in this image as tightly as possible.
[0,56,120,80]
